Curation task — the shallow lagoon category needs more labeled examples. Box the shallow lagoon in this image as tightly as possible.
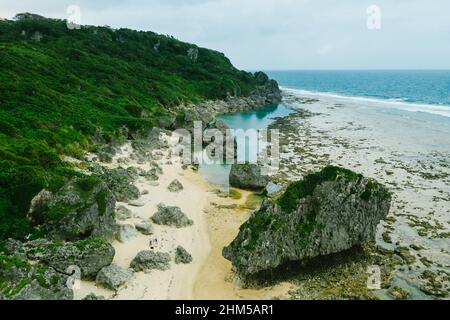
[198,103,292,187]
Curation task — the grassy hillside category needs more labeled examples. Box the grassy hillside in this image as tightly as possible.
[0,14,269,239]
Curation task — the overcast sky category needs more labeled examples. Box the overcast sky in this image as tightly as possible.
[2,0,450,70]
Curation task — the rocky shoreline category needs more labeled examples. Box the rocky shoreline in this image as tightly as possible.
[2,83,448,300]
[260,89,450,299]
[0,75,282,300]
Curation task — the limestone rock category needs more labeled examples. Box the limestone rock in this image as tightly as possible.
[151,204,193,228]
[130,251,171,272]
[229,163,269,190]
[83,293,105,300]
[27,177,117,241]
[168,179,184,192]
[23,238,115,280]
[0,254,73,300]
[175,246,193,264]
[116,205,133,221]
[96,264,133,291]
[223,166,392,276]
[135,222,154,235]
[116,224,139,243]
[90,165,141,203]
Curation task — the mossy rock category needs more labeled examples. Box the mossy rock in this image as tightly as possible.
[223,166,392,276]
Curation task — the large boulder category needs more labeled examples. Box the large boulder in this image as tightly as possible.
[223,166,392,276]
[28,177,117,241]
[175,246,193,264]
[23,238,115,280]
[135,222,154,236]
[168,179,184,193]
[89,165,141,203]
[130,251,171,272]
[229,163,269,190]
[0,254,73,300]
[96,264,133,291]
[116,224,139,243]
[151,204,193,228]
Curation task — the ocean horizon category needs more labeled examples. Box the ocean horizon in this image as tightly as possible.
[266,70,450,118]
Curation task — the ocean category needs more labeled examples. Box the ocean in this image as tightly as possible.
[266,70,450,118]
[199,70,450,187]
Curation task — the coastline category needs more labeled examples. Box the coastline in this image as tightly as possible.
[193,188,294,300]
[74,138,212,300]
[268,89,450,299]
[70,87,449,300]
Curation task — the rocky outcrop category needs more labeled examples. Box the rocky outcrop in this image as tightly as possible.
[0,254,72,300]
[152,204,193,228]
[83,293,105,300]
[223,166,392,276]
[21,238,115,280]
[96,264,133,291]
[168,179,184,192]
[135,222,154,236]
[116,205,133,221]
[116,224,139,243]
[175,72,282,129]
[175,246,193,264]
[89,165,141,203]
[97,145,117,163]
[27,177,117,241]
[229,163,270,190]
[130,251,171,272]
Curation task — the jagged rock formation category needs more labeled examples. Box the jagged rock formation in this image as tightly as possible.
[89,165,141,203]
[151,204,193,228]
[116,224,139,243]
[0,254,73,300]
[223,166,392,276]
[168,179,184,192]
[96,264,133,291]
[9,238,115,280]
[130,251,171,272]
[175,71,282,129]
[83,293,105,300]
[175,246,193,264]
[229,163,270,190]
[135,222,154,235]
[116,205,133,221]
[27,177,117,241]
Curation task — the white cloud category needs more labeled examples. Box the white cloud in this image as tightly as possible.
[1,0,449,69]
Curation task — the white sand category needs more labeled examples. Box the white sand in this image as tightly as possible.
[193,190,294,300]
[74,138,211,300]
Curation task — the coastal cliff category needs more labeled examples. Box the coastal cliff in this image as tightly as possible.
[0,13,280,241]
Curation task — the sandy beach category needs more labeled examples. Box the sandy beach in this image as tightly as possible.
[73,88,449,300]
[73,132,293,300]
[74,138,212,300]
[193,189,293,300]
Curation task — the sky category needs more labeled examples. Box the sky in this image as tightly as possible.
[1,0,450,70]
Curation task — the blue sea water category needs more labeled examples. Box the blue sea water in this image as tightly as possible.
[266,70,450,117]
[199,70,450,187]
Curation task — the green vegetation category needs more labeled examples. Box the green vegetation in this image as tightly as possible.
[0,14,267,240]
[0,253,61,299]
[361,180,391,201]
[277,166,363,213]
[229,189,242,200]
[240,193,265,210]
